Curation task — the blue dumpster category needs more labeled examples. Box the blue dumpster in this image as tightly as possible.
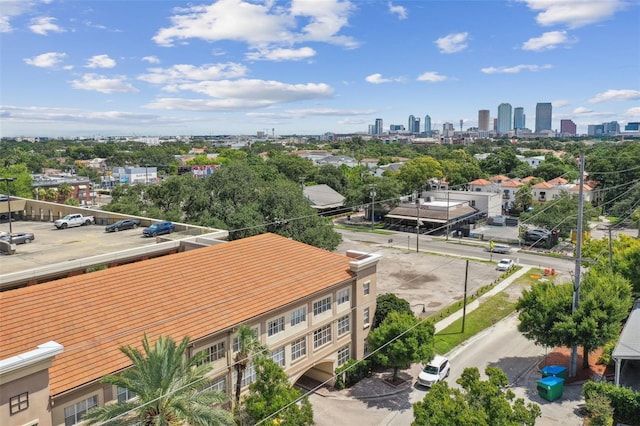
[541,365,567,379]
[536,376,565,401]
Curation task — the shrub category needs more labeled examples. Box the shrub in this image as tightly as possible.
[584,393,614,426]
[583,381,640,425]
[597,340,617,366]
[334,359,372,390]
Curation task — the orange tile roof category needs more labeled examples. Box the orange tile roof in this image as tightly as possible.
[501,180,523,187]
[521,176,536,183]
[0,233,354,396]
[469,178,491,186]
[532,182,554,189]
[547,177,568,185]
[490,175,510,182]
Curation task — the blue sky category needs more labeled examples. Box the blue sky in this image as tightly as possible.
[1,0,639,138]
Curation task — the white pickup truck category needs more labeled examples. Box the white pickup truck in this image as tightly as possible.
[54,213,95,229]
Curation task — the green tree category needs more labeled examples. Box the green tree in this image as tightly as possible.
[517,271,632,369]
[0,163,34,198]
[519,192,598,238]
[368,312,434,382]
[395,156,443,193]
[58,183,73,203]
[84,334,233,426]
[237,356,313,426]
[413,367,541,425]
[233,325,267,405]
[373,293,413,329]
[513,184,533,214]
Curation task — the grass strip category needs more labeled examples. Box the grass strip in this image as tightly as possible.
[433,292,517,355]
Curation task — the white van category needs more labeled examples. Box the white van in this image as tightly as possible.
[488,244,511,254]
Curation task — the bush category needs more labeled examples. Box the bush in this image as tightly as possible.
[583,381,640,425]
[584,393,614,426]
[334,359,372,390]
[597,340,617,366]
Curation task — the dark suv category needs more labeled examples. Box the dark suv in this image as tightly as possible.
[142,221,175,237]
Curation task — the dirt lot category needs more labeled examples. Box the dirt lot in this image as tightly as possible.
[336,233,517,317]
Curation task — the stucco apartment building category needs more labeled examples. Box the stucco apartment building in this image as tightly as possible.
[0,233,380,426]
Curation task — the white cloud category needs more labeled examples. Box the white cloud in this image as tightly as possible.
[71,74,139,94]
[522,31,573,51]
[388,2,408,19]
[85,54,117,69]
[1,1,38,33]
[144,79,333,111]
[520,0,626,29]
[364,73,404,84]
[434,32,469,53]
[417,71,447,82]
[552,99,570,108]
[138,63,247,85]
[153,0,358,52]
[588,89,640,103]
[29,16,65,35]
[24,52,67,68]
[0,105,160,124]
[246,47,316,61]
[247,108,376,119]
[481,64,552,74]
[624,106,640,118]
[573,106,592,114]
[142,56,160,64]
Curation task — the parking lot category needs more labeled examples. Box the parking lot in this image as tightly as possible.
[0,220,177,275]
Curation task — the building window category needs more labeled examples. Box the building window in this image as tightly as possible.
[271,347,285,367]
[337,315,350,335]
[291,337,307,361]
[202,376,227,394]
[268,317,285,337]
[290,306,306,326]
[363,282,370,296]
[363,308,370,326]
[313,296,332,316]
[364,338,370,356]
[64,395,98,426]
[9,392,29,415]
[240,363,257,387]
[199,341,225,364]
[117,387,137,403]
[313,324,332,349]
[337,288,350,305]
[337,346,350,366]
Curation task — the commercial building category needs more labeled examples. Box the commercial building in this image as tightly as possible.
[374,118,384,135]
[535,102,553,133]
[408,115,420,134]
[497,103,513,135]
[478,110,490,132]
[0,232,381,426]
[560,119,577,136]
[513,107,525,131]
[424,115,432,134]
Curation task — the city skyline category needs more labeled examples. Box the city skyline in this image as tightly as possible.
[1,0,639,138]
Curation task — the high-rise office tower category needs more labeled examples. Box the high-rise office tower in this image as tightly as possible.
[560,119,576,135]
[374,118,383,135]
[424,115,431,134]
[513,107,525,130]
[478,110,490,131]
[497,103,512,134]
[535,102,552,133]
[408,115,415,133]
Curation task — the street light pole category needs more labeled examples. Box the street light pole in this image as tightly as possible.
[1,177,17,235]
[416,197,420,252]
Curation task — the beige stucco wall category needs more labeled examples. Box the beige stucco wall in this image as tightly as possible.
[0,369,51,426]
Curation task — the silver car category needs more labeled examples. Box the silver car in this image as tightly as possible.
[0,232,35,244]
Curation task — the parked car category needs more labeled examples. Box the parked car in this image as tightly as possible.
[105,219,140,232]
[142,221,175,237]
[524,229,550,242]
[496,258,515,271]
[0,194,9,202]
[0,232,35,244]
[418,355,450,387]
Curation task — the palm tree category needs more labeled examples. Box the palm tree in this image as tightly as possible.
[85,334,233,426]
[233,325,267,405]
[58,183,73,203]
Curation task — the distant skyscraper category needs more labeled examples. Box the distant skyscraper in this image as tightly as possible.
[478,110,490,131]
[535,102,552,133]
[560,119,576,135]
[513,107,525,130]
[497,103,512,134]
[374,118,383,135]
[408,115,415,133]
[625,122,640,131]
[424,115,431,134]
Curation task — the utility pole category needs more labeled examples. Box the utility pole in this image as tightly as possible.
[569,153,586,378]
[416,197,421,253]
[370,184,377,231]
[462,259,469,333]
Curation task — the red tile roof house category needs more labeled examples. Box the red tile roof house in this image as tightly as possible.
[0,233,380,426]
